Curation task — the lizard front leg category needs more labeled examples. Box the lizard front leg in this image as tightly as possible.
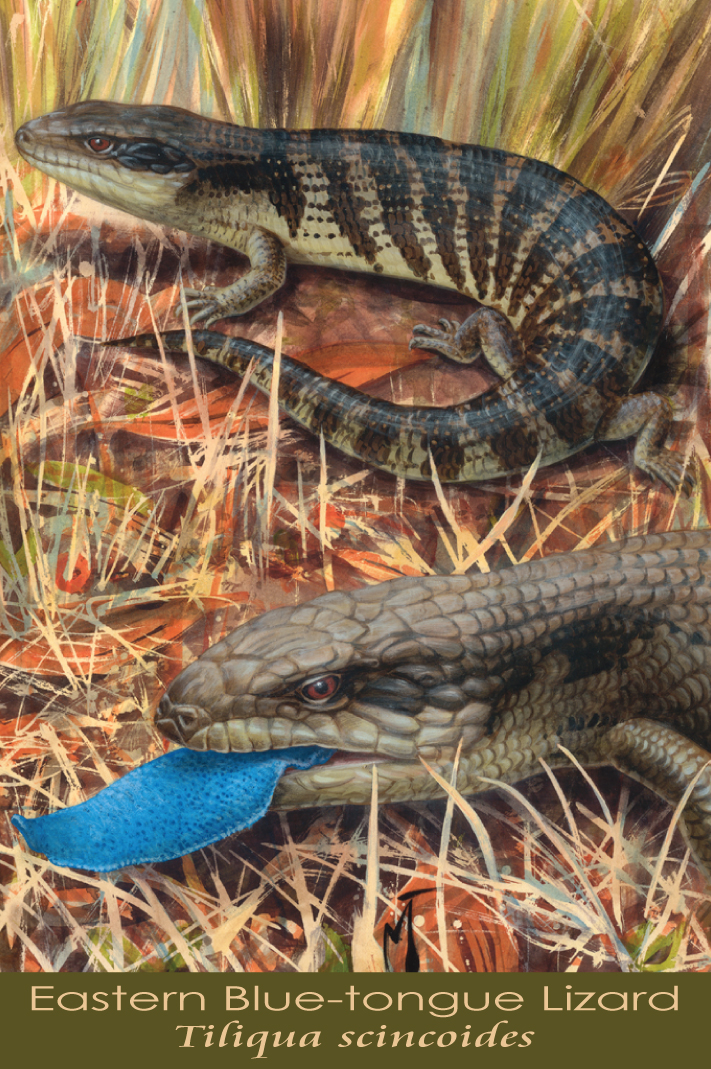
[595,393,692,494]
[409,307,526,377]
[603,718,711,875]
[183,227,287,327]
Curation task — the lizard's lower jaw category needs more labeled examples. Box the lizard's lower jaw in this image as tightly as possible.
[273,751,445,809]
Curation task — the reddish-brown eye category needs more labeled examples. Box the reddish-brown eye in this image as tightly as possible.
[300,675,341,703]
[86,136,112,153]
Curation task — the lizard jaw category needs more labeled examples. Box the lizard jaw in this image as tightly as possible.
[272,751,450,809]
[155,703,464,808]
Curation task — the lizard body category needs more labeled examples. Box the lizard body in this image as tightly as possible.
[15,101,687,488]
[156,530,711,871]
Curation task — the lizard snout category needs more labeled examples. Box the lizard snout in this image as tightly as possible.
[156,696,212,746]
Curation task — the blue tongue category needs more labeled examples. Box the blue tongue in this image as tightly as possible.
[12,746,334,872]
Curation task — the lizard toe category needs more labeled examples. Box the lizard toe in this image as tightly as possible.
[639,450,694,495]
[409,336,462,361]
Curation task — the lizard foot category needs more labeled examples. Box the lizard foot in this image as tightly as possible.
[182,287,235,328]
[409,318,470,362]
[599,392,693,496]
[181,230,287,327]
[409,308,525,376]
[636,448,694,496]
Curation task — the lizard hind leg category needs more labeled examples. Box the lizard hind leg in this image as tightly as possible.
[603,718,711,878]
[596,392,693,494]
[409,306,526,377]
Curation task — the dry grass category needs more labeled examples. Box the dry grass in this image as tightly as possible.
[1,0,711,972]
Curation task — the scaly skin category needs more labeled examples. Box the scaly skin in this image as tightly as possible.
[156,530,711,872]
[15,101,689,489]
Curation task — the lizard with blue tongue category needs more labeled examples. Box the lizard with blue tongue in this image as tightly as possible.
[12,530,711,877]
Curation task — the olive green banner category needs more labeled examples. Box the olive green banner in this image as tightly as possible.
[0,972,705,1067]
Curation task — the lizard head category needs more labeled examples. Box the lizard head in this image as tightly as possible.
[155,580,496,809]
[15,100,217,220]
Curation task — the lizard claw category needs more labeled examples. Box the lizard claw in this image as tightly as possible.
[409,335,463,361]
[438,317,460,333]
[180,290,228,327]
[638,450,695,496]
[189,306,224,327]
[409,318,469,362]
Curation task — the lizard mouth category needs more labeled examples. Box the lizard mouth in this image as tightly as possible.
[156,694,487,757]
[155,704,453,808]
[156,702,426,759]
[155,687,489,808]
[273,747,445,809]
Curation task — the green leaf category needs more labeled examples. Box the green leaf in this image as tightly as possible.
[86,926,146,971]
[0,541,16,576]
[319,926,352,972]
[625,919,687,972]
[123,382,156,416]
[13,529,38,577]
[30,462,155,518]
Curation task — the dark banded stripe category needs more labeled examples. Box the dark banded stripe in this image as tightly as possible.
[548,296,647,351]
[499,160,582,317]
[516,283,653,360]
[186,149,306,238]
[460,153,498,300]
[427,437,476,480]
[415,145,466,291]
[561,244,631,295]
[486,421,542,471]
[492,160,548,302]
[516,279,572,347]
[315,150,379,264]
[361,136,432,280]
[510,359,604,446]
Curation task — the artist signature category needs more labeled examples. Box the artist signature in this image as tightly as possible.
[382,888,434,972]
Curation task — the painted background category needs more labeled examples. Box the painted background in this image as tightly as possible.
[1,0,711,973]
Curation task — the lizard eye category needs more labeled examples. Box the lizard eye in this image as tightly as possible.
[86,136,113,153]
[300,674,341,704]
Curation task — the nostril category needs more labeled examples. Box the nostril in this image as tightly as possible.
[177,710,201,735]
[155,702,211,744]
[156,717,183,744]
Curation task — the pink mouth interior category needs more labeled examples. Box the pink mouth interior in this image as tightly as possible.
[285,749,385,772]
